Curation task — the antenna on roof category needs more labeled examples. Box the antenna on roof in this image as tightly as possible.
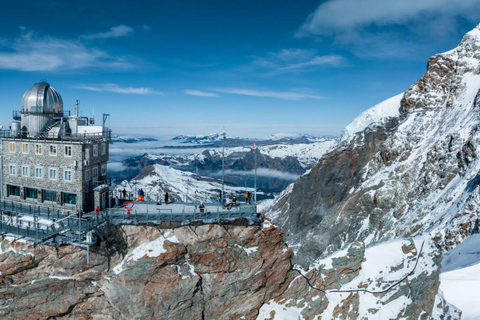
[75,100,80,118]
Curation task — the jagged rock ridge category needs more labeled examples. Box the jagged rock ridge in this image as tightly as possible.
[269,24,480,265]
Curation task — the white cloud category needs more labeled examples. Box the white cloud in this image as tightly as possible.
[252,48,344,73]
[297,0,480,58]
[73,83,164,95]
[298,0,480,37]
[0,31,134,72]
[184,89,219,97]
[211,88,323,100]
[80,25,134,40]
[223,169,300,180]
[108,162,129,172]
[278,55,344,71]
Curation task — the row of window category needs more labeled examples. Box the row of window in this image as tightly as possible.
[7,185,77,204]
[8,164,107,181]
[8,142,106,157]
[84,164,107,181]
[9,165,74,182]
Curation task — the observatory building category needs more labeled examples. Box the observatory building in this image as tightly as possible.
[0,81,111,212]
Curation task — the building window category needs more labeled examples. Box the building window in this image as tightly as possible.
[26,188,38,199]
[85,168,91,181]
[44,190,57,202]
[64,145,72,157]
[22,166,29,177]
[49,144,57,156]
[35,144,42,155]
[64,193,77,205]
[49,168,57,180]
[101,164,107,176]
[64,170,73,182]
[93,144,98,157]
[7,185,20,197]
[35,167,43,179]
[92,167,98,181]
[22,143,29,154]
[9,165,16,175]
[101,143,106,155]
[9,142,15,153]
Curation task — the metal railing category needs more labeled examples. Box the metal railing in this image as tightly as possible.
[0,130,111,142]
[0,200,259,248]
[18,110,71,117]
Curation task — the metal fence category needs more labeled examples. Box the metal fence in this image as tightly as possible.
[0,199,259,249]
[0,129,111,142]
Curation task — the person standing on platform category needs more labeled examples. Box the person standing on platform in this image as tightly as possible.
[165,192,169,205]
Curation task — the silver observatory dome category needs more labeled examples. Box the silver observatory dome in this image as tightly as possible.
[20,81,64,137]
[21,81,63,114]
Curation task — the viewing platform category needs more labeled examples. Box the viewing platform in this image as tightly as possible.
[0,199,259,249]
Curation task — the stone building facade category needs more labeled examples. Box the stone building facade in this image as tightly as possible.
[0,81,111,212]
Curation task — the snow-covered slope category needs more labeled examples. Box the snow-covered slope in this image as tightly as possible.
[258,237,459,320]
[341,93,402,141]
[440,234,480,320]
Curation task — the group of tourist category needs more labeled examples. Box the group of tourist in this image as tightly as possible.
[218,191,253,209]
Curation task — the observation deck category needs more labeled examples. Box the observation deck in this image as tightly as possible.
[0,199,260,255]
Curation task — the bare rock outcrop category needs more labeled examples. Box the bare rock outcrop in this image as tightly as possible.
[0,223,292,319]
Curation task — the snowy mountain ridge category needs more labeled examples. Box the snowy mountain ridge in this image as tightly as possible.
[264,22,480,318]
[114,164,252,203]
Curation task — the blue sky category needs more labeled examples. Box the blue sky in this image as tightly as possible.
[0,0,479,138]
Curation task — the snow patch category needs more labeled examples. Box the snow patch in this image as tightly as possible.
[113,232,180,275]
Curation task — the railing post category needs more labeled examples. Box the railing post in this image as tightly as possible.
[217,207,220,223]
[78,211,81,244]
[36,214,39,242]
[16,215,19,240]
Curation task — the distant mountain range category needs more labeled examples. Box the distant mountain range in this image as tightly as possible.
[111,136,158,144]
[109,134,338,194]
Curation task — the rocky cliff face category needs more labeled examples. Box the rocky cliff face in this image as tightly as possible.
[0,223,455,319]
[269,24,480,266]
[259,237,459,320]
[0,224,292,319]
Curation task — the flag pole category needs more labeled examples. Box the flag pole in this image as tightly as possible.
[253,140,257,204]
[222,129,225,207]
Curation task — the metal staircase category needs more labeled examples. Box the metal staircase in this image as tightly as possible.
[34,117,59,139]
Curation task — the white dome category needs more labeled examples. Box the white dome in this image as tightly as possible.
[21,81,63,114]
